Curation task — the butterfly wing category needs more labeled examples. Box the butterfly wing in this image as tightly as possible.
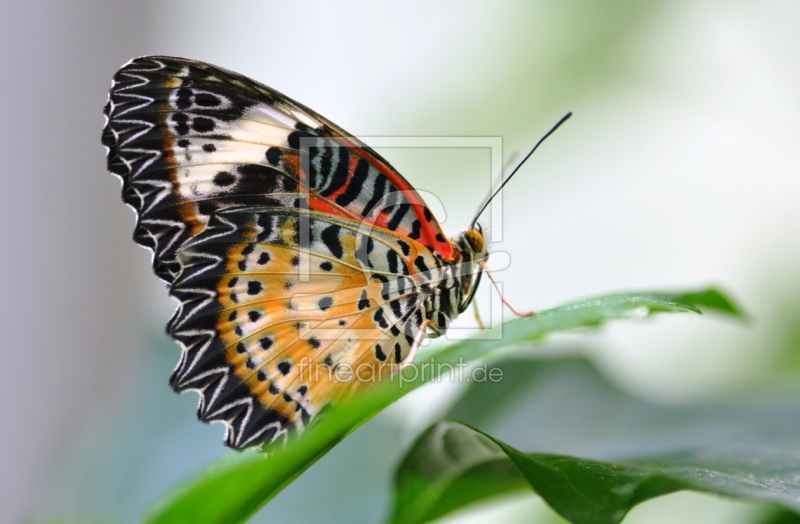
[102,56,457,448]
[168,206,433,448]
[102,55,453,284]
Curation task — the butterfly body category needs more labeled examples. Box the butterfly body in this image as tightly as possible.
[103,56,486,448]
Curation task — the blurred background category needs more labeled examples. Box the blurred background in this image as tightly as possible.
[1,1,798,523]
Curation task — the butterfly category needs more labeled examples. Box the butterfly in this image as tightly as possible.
[103,56,559,449]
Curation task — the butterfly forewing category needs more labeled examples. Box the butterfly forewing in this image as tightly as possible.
[103,55,453,283]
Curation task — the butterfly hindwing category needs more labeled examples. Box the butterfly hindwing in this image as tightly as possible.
[166,206,435,448]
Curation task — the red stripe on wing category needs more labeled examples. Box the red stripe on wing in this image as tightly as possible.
[294,139,454,261]
[340,139,454,261]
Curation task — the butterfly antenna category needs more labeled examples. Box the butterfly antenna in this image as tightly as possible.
[470,112,572,229]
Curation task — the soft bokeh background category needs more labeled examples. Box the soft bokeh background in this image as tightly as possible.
[2,1,798,523]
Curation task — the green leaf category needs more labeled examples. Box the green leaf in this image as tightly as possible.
[391,353,800,524]
[391,420,800,524]
[665,288,743,317]
[391,421,530,524]
[758,508,800,524]
[144,288,739,524]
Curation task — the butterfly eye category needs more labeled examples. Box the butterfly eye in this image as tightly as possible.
[464,229,484,253]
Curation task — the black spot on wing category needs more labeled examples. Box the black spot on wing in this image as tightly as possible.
[414,256,431,278]
[192,117,215,133]
[195,92,222,107]
[247,281,263,295]
[321,224,343,258]
[266,147,282,166]
[236,163,298,194]
[175,88,192,109]
[287,129,314,150]
[408,220,422,240]
[318,296,333,311]
[372,273,392,301]
[396,276,414,297]
[387,203,411,231]
[396,239,411,257]
[373,307,389,329]
[438,287,453,317]
[358,290,370,310]
[390,298,403,319]
[319,147,350,197]
[405,293,418,312]
[334,158,370,207]
[362,173,387,218]
[257,214,274,241]
[387,250,408,276]
[173,113,189,135]
[355,235,375,269]
[307,139,327,190]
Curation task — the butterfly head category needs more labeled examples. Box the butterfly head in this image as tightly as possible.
[452,222,488,262]
[462,227,486,257]
[450,224,488,313]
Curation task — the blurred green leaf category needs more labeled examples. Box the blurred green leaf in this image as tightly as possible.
[31,520,117,524]
[758,508,800,524]
[144,288,739,524]
[391,420,800,524]
[391,421,530,524]
[658,288,743,317]
[391,353,800,524]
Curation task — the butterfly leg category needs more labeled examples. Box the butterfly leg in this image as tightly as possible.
[479,261,536,318]
[398,319,436,371]
[473,300,486,330]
